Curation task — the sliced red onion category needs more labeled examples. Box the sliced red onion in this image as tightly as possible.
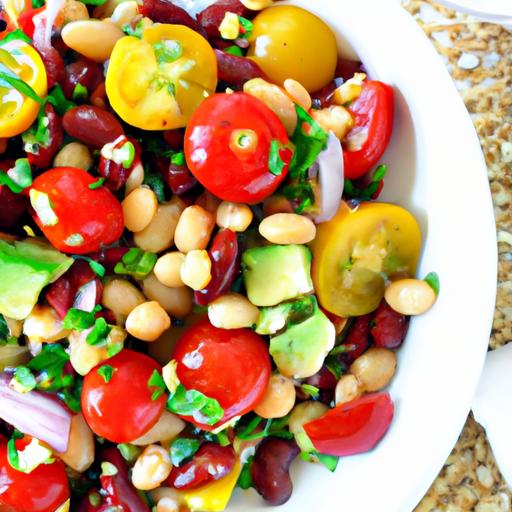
[43,0,65,45]
[0,373,71,452]
[73,279,100,312]
[313,132,345,223]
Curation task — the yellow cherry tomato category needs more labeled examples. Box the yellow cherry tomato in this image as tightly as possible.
[247,5,337,93]
[3,0,31,27]
[106,24,218,130]
[0,40,47,138]
[312,201,422,317]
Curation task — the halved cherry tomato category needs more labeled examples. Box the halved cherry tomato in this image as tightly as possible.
[303,392,394,456]
[0,438,70,512]
[106,23,217,130]
[17,5,45,39]
[0,40,47,137]
[2,0,31,28]
[312,201,421,317]
[185,92,290,204]
[172,319,271,430]
[81,350,166,443]
[29,167,124,254]
[343,80,394,180]
[167,443,235,490]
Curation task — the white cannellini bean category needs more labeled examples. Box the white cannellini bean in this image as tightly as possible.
[56,413,94,472]
[350,347,397,392]
[384,278,437,316]
[259,213,316,245]
[132,445,172,491]
[208,293,260,329]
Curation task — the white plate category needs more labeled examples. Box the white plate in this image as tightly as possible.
[188,0,497,510]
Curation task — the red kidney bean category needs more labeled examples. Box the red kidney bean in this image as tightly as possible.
[370,300,409,349]
[340,314,371,365]
[63,58,104,99]
[194,229,239,306]
[214,49,266,89]
[88,246,130,273]
[163,129,184,150]
[63,105,124,149]
[140,0,202,32]
[100,448,150,512]
[27,103,63,169]
[312,80,337,108]
[198,0,249,39]
[167,443,235,490]
[306,366,337,390]
[250,438,299,506]
[0,185,26,229]
[46,260,98,318]
[98,136,142,191]
[160,162,197,196]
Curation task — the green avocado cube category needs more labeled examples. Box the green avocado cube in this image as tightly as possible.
[242,245,314,307]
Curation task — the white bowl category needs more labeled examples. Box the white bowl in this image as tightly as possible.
[186,0,497,510]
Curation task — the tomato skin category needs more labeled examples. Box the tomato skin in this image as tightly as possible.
[167,443,235,490]
[27,103,63,169]
[0,439,69,512]
[81,349,166,443]
[17,6,45,39]
[185,93,290,204]
[343,81,394,180]
[172,319,271,430]
[30,167,124,254]
[303,392,394,456]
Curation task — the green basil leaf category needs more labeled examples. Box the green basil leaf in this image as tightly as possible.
[86,317,112,346]
[143,169,166,202]
[97,365,114,383]
[325,355,344,380]
[170,151,185,166]
[268,139,285,176]
[170,438,201,466]
[424,271,440,295]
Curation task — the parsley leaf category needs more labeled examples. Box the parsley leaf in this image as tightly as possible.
[224,45,244,56]
[62,308,96,331]
[170,438,200,466]
[97,365,114,383]
[268,139,286,176]
[86,317,112,346]
[238,16,253,38]
[122,20,144,38]
[0,158,32,194]
[72,83,88,102]
[147,370,167,401]
[114,248,157,280]
[344,164,388,201]
[27,344,73,391]
[424,272,440,295]
[143,170,166,202]
[167,385,224,426]
[47,85,76,116]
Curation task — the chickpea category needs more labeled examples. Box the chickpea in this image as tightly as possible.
[216,201,253,232]
[288,401,328,452]
[335,374,362,405]
[254,374,296,419]
[60,0,90,24]
[259,213,316,245]
[384,278,437,316]
[132,410,185,446]
[350,347,397,392]
[311,106,354,140]
[142,274,193,319]
[180,250,212,291]
[53,142,93,170]
[132,445,172,491]
[126,301,171,342]
[154,252,185,288]
[151,488,184,512]
[122,187,158,232]
[56,413,94,472]
[134,197,185,253]
[208,293,259,330]
[283,78,312,111]
[23,305,69,344]
[101,279,146,318]
[174,205,215,253]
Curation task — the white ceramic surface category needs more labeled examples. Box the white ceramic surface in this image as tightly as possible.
[187,1,498,510]
[436,0,512,24]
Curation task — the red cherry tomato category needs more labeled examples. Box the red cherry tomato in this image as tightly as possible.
[194,228,239,306]
[167,443,235,490]
[81,350,166,443]
[343,81,394,180]
[30,167,124,254]
[27,103,63,169]
[370,300,409,349]
[172,319,271,430]
[17,6,45,39]
[303,392,394,456]
[184,92,290,204]
[0,438,69,512]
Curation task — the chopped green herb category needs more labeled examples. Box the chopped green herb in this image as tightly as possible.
[300,383,320,399]
[224,45,244,56]
[32,0,45,7]
[114,248,157,280]
[101,461,118,476]
[0,60,43,104]
[86,317,112,346]
[13,366,37,392]
[73,255,106,278]
[171,151,185,166]
[58,380,82,413]
[147,370,167,401]
[0,29,31,45]
[281,182,315,213]
[63,308,96,331]
[97,365,114,383]
[237,456,254,489]
[122,20,145,38]
[170,438,201,466]
[167,384,224,426]
[317,453,339,472]
[107,342,123,357]
[47,85,76,116]
[118,443,141,462]
[72,83,88,102]
[344,164,388,201]
[153,40,183,63]
[424,272,440,295]
[325,355,344,380]
[142,170,166,202]
[88,177,106,190]
[268,139,286,176]
[7,435,54,473]
[27,344,73,391]
[238,16,253,38]
[0,158,32,194]
[111,141,135,169]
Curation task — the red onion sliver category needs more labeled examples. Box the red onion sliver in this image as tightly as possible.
[314,132,345,223]
[0,373,71,452]
[73,279,101,312]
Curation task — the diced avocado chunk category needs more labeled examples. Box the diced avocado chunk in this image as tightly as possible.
[0,240,73,320]
[255,296,317,335]
[242,245,313,307]
[270,304,335,379]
